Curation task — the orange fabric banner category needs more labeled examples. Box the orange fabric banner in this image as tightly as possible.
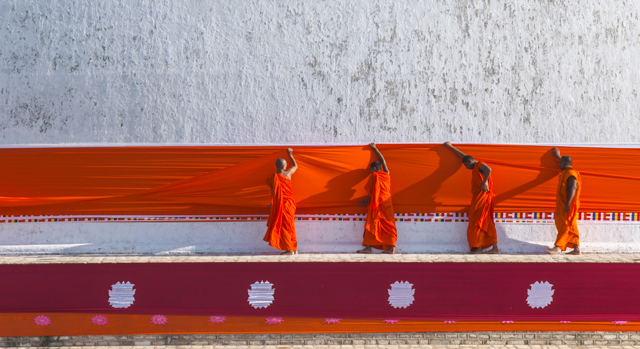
[1,313,638,336]
[0,144,639,216]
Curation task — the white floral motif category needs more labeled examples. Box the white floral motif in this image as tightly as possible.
[527,281,554,309]
[109,281,136,308]
[388,281,415,308]
[248,281,275,309]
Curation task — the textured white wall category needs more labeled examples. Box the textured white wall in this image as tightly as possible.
[1,0,639,144]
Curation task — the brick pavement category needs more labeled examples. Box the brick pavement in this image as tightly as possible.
[3,332,640,347]
[2,253,640,264]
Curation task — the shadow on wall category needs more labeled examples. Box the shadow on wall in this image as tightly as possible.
[393,146,462,212]
[297,168,370,211]
[492,148,559,205]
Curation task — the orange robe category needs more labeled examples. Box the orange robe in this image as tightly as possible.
[467,161,498,251]
[264,173,297,251]
[363,171,397,249]
[554,167,581,251]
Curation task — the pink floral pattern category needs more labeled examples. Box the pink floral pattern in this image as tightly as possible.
[559,321,571,324]
[34,315,51,326]
[383,319,399,324]
[209,316,227,324]
[502,321,514,324]
[90,315,109,326]
[150,315,168,325]
[613,321,628,325]
[444,320,456,324]
[265,317,284,325]
[324,318,342,324]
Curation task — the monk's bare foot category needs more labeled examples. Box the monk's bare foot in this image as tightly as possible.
[545,246,561,254]
[566,246,581,255]
[280,250,295,255]
[382,246,395,254]
[470,247,483,254]
[357,246,372,254]
[484,244,499,254]
[294,250,299,255]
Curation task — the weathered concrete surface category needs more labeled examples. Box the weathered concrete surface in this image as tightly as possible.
[1,0,639,144]
[1,221,639,255]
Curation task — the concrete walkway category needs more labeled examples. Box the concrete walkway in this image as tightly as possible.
[2,253,640,264]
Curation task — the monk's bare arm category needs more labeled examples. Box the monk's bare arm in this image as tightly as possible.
[369,143,390,173]
[443,141,467,159]
[551,147,562,162]
[565,176,577,212]
[359,195,371,207]
[479,163,492,192]
[285,148,298,177]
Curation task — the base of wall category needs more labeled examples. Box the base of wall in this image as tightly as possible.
[0,332,636,346]
[0,221,639,254]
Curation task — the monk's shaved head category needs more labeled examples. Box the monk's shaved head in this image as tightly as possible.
[276,158,287,170]
[559,155,572,170]
[370,161,381,172]
[462,155,475,169]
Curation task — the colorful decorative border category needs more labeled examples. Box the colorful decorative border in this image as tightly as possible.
[1,212,639,224]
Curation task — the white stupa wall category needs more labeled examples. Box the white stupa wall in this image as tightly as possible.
[1,0,639,254]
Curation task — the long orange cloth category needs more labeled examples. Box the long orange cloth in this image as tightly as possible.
[467,161,498,250]
[554,167,581,251]
[0,144,638,216]
[363,171,397,249]
[2,313,638,336]
[264,173,297,251]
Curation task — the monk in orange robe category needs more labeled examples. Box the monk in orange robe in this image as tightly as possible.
[444,142,498,254]
[546,147,581,255]
[357,143,397,254]
[264,148,298,255]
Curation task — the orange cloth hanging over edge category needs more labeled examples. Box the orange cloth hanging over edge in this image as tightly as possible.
[0,144,638,216]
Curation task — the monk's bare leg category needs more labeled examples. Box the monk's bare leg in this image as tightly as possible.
[470,247,483,254]
[280,250,295,255]
[566,245,581,255]
[545,246,561,254]
[357,246,373,254]
[484,243,499,254]
[382,246,395,254]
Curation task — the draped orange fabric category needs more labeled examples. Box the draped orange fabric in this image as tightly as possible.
[554,167,581,251]
[2,313,639,336]
[0,144,639,216]
[363,171,397,249]
[467,161,497,250]
[264,173,297,251]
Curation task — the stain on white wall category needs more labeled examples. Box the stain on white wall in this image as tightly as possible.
[1,0,639,145]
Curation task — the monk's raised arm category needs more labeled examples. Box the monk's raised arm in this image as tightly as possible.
[551,147,562,162]
[285,148,298,177]
[369,143,389,173]
[444,141,467,159]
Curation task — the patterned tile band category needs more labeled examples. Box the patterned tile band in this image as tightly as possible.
[2,212,640,224]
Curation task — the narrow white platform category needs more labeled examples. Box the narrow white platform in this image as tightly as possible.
[0,221,638,254]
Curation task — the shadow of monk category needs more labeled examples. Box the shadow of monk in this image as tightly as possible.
[492,148,558,206]
[392,145,462,213]
[297,168,370,213]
